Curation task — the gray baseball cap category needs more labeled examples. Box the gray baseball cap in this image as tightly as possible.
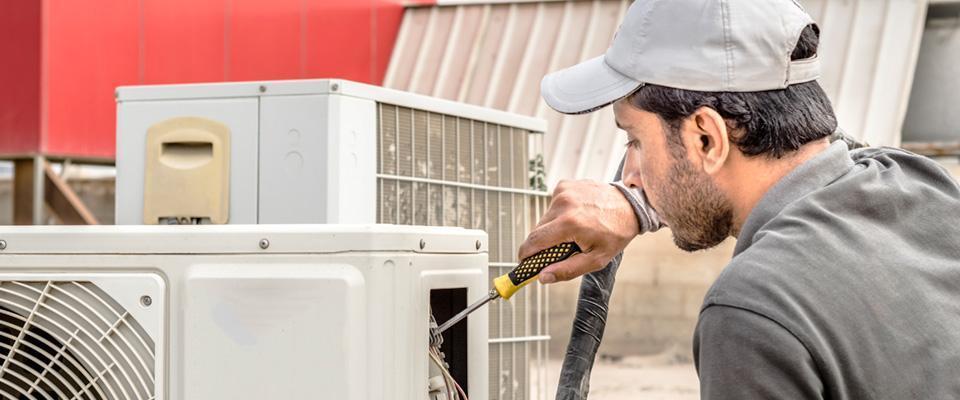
[541,0,821,115]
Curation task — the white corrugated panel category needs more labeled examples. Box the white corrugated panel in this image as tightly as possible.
[804,0,928,148]
[387,1,629,186]
[386,0,929,185]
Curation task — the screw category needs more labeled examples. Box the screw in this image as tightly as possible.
[140,295,152,307]
[0,240,6,250]
[258,85,267,93]
[420,239,426,250]
[476,240,481,250]
[259,239,270,250]
[330,82,339,92]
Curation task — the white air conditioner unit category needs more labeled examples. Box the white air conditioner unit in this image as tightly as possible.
[0,224,488,399]
[115,79,552,399]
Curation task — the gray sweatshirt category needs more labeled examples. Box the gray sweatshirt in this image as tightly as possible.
[691,142,960,399]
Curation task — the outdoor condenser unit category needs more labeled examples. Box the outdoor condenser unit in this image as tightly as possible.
[0,224,488,399]
[115,79,552,399]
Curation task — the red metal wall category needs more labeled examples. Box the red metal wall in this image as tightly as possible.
[0,0,427,161]
[0,0,42,156]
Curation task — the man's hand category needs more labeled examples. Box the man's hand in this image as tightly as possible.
[519,179,639,283]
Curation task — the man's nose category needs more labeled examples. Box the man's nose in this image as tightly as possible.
[622,167,643,190]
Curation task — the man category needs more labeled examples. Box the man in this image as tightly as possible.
[521,0,960,398]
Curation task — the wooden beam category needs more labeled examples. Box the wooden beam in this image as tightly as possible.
[12,158,36,225]
[43,162,99,225]
[901,142,960,157]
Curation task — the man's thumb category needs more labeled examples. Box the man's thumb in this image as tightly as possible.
[538,253,597,284]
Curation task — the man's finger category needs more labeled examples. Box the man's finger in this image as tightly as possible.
[538,252,605,283]
[533,201,566,228]
[518,218,574,260]
[534,189,581,229]
[536,205,563,228]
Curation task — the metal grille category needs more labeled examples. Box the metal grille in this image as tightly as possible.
[0,281,155,400]
[377,103,550,400]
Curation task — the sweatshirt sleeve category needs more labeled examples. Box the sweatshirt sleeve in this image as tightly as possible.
[694,305,824,400]
[610,181,663,234]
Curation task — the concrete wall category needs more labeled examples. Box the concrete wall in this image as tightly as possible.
[902,3,960,142]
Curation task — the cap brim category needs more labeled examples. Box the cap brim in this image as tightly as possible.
[541,55,643,115]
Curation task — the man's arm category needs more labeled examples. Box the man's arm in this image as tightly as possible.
[517,180,640,283]
[695,305,824,399]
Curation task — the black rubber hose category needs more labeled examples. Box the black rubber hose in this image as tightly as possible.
[555,160,628,400]
[555,252,623,400]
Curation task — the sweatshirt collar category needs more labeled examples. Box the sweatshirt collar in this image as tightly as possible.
[733,141,855,256]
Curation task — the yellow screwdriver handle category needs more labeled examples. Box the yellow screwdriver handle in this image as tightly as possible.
[493,242,582,299]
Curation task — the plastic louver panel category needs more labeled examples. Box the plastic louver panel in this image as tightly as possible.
[415,182,428,226]
[472,190,485,234]
[398,108,414,178]
[486,194,501,263]
[414,110,429,179]
[458,119,471,183]
[0,281,155,400]
[398,181,413,225]
[428,113,444,180]
[444,117,458,181]
[428,183,443,226]
[376,103,548,400]
[443,186,458,227]
[473,121,486,185]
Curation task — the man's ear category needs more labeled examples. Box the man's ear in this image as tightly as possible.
[684,106,730,175]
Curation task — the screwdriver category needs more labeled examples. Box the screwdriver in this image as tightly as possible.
[436,242,582,334]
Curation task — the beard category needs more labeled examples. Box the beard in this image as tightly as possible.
[655,149,734,252]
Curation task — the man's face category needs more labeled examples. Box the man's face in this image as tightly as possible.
[613,99,734,251]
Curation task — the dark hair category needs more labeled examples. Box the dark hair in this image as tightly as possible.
[629,25,837,159]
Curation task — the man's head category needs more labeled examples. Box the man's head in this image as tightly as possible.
[616,25,837,251]
[613,99,736,251]
[540,0,838,251]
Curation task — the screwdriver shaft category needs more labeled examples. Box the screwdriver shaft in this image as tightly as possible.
[436,243,579,335]
[437,289,498,334]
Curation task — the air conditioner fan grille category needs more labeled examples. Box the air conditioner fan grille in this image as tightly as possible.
[0,281,155,400]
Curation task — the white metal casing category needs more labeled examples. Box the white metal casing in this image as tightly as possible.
[115,79,553,400]
[115,79,546,225]
[0,224,489,400]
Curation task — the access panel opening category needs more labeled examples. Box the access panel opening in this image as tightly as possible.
[430,288,469,397]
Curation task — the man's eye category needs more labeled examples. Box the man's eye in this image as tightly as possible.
[624,139,641,150]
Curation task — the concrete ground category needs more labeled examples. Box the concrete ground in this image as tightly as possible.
[543,349,700,400]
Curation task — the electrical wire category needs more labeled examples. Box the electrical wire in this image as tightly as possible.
[452,375,469,400]
[430,346,469,400]
[428,306,468,400]
[429,348,459,400]
[437,350,458,400]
